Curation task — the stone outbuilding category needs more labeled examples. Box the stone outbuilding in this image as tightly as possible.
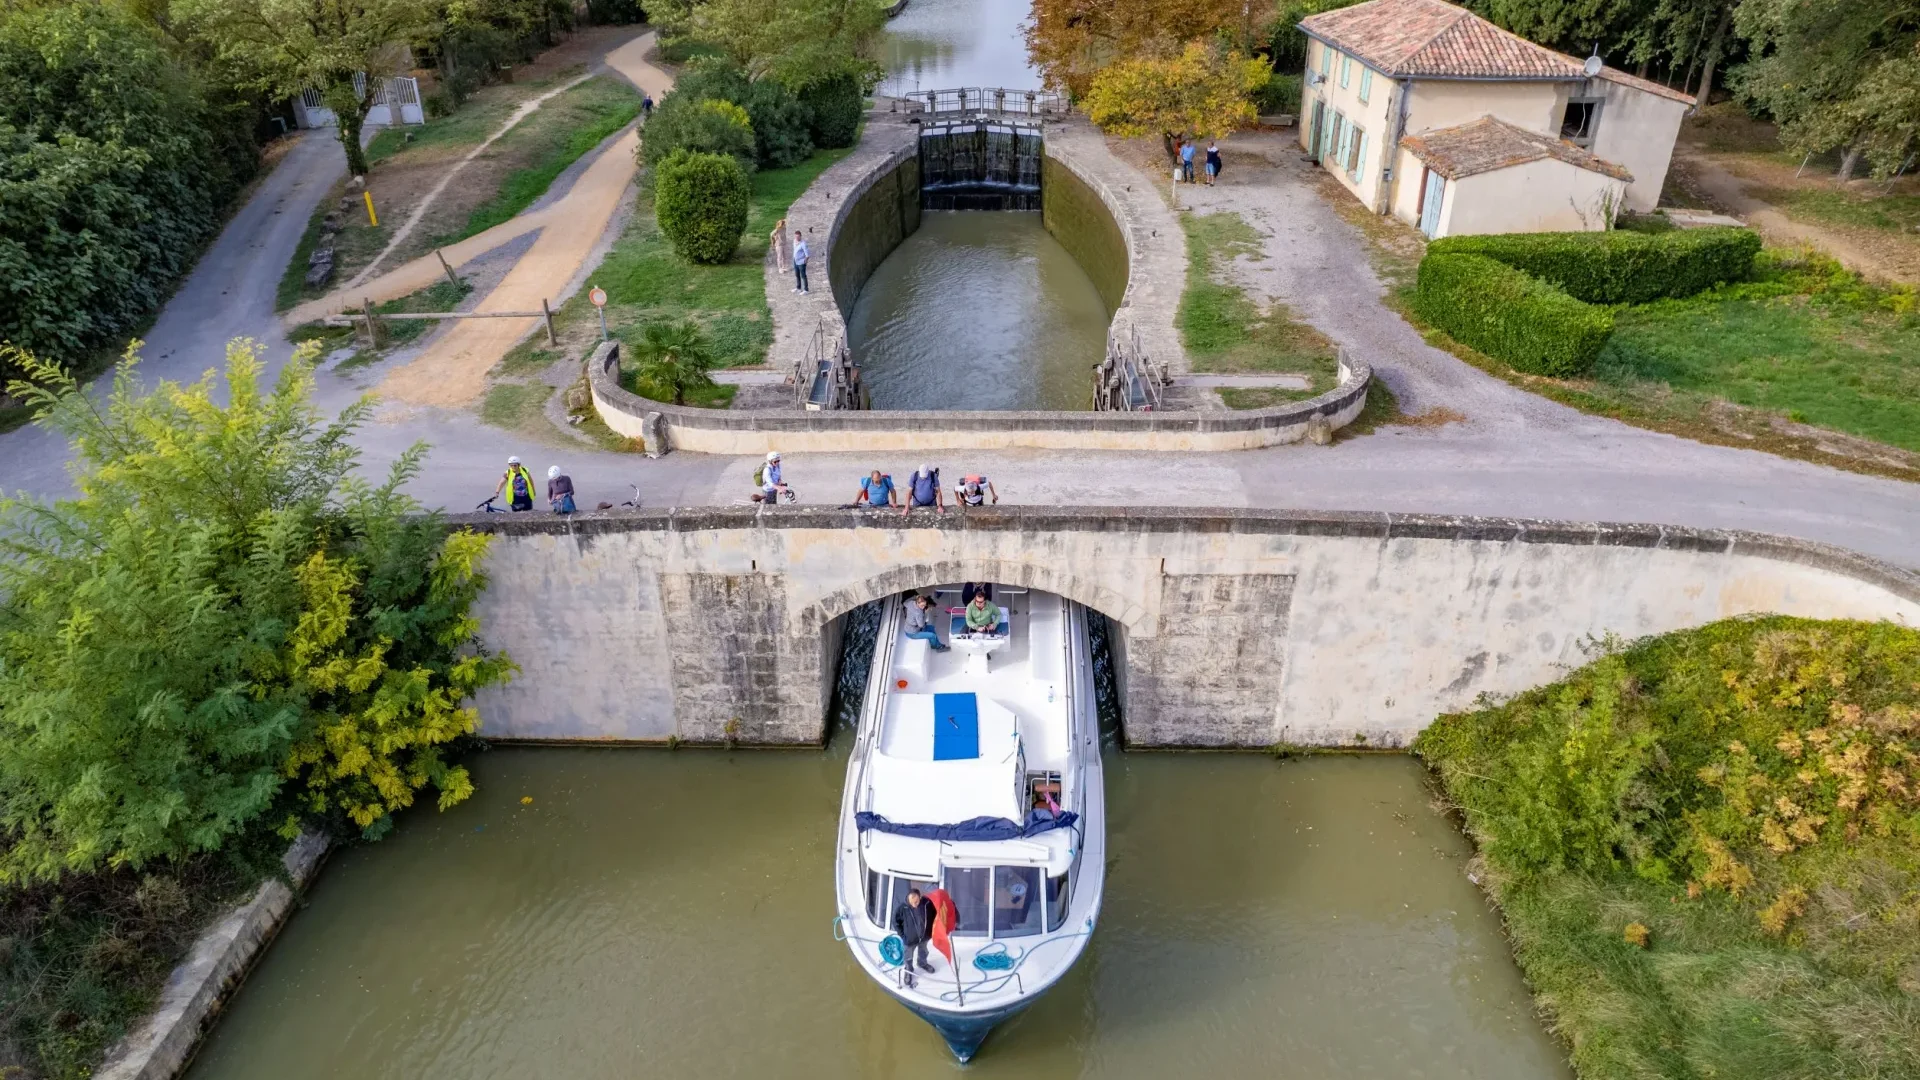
[1295,0,1693,237]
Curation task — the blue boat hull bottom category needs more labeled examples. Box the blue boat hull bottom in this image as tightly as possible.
[904,997,1034,1062]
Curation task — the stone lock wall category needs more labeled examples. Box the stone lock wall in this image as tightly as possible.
[459,508,1920,749]
[1040,155,1128,314]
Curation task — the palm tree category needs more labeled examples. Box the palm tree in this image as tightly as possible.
[631,319,718,406]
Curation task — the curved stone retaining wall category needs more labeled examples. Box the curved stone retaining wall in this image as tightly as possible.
[460,507,1920,749]
[588,340,1371,453]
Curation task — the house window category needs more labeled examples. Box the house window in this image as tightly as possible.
[1340,55,1352,89]
[1359,68,1373,105]
[1561,98,1604,147]
[1332,112,1349,165]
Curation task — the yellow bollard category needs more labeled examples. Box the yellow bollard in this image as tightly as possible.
[363,190,378,227]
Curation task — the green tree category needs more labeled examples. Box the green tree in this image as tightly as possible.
[652,0,885,87]
[1735,0,1920,177]
[654,146,752,263]
[641,93,758,173]
[0,2,258,371]
[1084,40,1269,141]
[1027,0,1257,97]
[0,337,511,881]
[798,69,864,148]
[630,319,719,405]
[177,0,435,176]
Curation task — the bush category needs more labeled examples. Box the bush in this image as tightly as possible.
[585,0,645,24]
[0,4,257,375]
[1428,226,1762,305]
[1414,252,1613,375]
[799,71,864,148]
[641,92,757,173]
[655,149,751,264]
[1252,72,1302,115]
[742,79,815,169]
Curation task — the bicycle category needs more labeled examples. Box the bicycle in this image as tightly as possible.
[476,496,506,513]
[596,484,642,511]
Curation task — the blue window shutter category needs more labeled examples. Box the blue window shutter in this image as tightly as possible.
[1340,56,1351,88]
[1355,133,1370,180]
[1360,69,1373,104]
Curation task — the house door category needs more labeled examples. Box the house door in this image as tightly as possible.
[1309,101,1325,159]
[1418,169,1446,237]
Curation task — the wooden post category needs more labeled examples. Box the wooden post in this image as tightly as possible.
[542,299,557,346]
[363,298,381,347]
[434,249,460,291]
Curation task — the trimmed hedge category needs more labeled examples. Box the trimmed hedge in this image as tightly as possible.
[655,149,750,264]
[1413,253,1614,376]
[799,72,863,149]
[1428,226,1761,305]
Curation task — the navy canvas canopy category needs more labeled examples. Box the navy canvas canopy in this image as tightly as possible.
[855,808,1078,842]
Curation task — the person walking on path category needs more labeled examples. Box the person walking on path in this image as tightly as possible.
[902,594,950,651]
[641,93,654,120]
[1180,139,1196,183]
[892,887,938,985]
[547,465,576,514]
[792,231,810,293]
[1205,142,1221,185]
[495,456,537,511]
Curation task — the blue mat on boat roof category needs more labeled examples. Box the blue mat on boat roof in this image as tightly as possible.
[856,810,1080,842]
[932,693,979,760]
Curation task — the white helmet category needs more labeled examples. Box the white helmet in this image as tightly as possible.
[767,451,782,462]
[507,455,520,465]
[547,465,560,479]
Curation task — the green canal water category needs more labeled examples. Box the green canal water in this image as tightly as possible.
[847,213,1109,411]
[184,747,1570,1078]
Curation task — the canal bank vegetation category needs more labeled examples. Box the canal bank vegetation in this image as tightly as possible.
[1176,211,1341,408]
[0,340,513,1076]
[1418,616,1920,1080]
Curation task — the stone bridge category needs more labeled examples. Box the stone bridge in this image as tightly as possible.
[460,508,1920,748]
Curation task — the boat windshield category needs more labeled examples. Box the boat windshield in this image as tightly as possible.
[942,865,1045,938]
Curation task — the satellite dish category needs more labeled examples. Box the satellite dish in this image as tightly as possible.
[1583,46,1603,78]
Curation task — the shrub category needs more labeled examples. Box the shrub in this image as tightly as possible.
[1414,252,1613,376]
[1428,226,1762,305]
[799,71,864,148]
[742,79,815,169]
[585,0,645,25]
[655,149,751,264]
[1252,72,1302,115]
[641,92,756,173]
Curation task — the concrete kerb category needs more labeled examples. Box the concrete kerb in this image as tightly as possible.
[587,339,1373,453]
[95,833,330,1080]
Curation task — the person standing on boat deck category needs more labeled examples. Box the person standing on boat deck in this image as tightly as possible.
[903,594,949,651]
[965,592,1001,636]
[893,887,937,983]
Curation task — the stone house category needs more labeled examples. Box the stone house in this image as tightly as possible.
[1296,0,1693,238]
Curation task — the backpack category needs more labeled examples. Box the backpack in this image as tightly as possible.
[753,464,766,487]
[911,469,939,504]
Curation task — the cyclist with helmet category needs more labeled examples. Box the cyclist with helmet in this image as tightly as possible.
[753,451,789,503]
[495,456,537,511]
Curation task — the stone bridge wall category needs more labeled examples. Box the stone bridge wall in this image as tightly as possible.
[459,508,1920,749]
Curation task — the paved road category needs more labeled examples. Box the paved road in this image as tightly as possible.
[4,105,1917,572]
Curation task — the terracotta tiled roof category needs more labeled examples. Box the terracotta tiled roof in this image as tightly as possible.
[1400,116,1633,181]
[1300,0,1585,80]
[1597,65,1696,106]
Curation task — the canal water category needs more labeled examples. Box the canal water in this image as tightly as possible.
[847,213,1108,412]
[879,0,1040,96]
[186,621,1569,1080]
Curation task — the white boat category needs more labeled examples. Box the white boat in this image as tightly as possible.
[833,585,1106,1061]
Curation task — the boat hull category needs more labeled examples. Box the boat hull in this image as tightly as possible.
[901,996,1035,1063]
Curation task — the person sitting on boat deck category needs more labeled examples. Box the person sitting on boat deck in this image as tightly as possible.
[961,581,992,606]
[892,887,937,983]
[854,469,897,508]
[953,474,997,508]
[964,592,1003,636]
[902,593,949,651]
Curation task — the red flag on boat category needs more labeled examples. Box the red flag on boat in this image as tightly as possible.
[924,887,958,964]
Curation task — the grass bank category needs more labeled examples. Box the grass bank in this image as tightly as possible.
[1176,211,1339,406]
[277,73,642,313]
[1417,616,1920,1080]
[497,140,857,411]
[0,829,285,1080]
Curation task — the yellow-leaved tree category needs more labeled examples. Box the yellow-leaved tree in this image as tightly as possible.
[1083,41,1269,143]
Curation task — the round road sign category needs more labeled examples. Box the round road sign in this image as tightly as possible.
[589,286,608,308]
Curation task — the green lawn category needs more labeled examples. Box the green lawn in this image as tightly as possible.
[450,77,643,241]
[1175,211,1339,404]
[1746,185,1920,237]
[503,140,857,398]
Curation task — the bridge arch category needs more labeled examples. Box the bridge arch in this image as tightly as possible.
[793,559,1148,640]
